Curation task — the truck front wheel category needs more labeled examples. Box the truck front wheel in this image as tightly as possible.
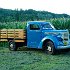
[45,41,56,55]
[9,40,17,51]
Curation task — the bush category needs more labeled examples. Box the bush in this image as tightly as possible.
[0,22,26,29]
[47,18,70,33]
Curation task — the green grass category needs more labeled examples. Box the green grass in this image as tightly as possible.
[0,47,70,70]
[0,42,8,48]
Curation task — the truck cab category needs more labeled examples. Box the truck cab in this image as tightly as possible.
[27,21,70,54]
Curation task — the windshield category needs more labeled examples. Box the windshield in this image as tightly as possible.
[43,23,55,30]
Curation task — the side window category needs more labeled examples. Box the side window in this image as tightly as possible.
[44,24,51,28]
[30,24,40,30]
[43,23,52,29]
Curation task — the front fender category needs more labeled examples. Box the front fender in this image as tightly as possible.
[38,36,59,49]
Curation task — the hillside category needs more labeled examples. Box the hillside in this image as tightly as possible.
[0,8,70,22]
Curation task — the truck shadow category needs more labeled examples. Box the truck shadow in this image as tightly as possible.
[18,46,70,55]
[18,46,43,53]
[56,49,70,55]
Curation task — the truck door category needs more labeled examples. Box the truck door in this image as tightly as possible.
[27,23,41,48]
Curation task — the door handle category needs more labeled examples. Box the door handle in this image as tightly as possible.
[36,30,40,32]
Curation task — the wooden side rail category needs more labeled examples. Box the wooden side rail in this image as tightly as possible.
[0,29,26,42]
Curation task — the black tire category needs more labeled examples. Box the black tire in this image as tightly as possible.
[9,40,17,51]
[45,41,56,55]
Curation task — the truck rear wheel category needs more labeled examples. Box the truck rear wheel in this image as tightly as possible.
[45,41,56,55]
[9,40,17,51]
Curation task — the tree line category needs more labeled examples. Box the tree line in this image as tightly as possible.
[0,8,70,22]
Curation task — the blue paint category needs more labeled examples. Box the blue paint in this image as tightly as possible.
[26,21,70,49]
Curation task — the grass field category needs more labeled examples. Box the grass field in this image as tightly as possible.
[0,46,70,70]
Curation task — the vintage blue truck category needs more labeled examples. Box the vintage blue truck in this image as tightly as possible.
[0,21,70,54]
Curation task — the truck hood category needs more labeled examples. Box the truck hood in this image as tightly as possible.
[42,29,69,39]
[42,29,69,35]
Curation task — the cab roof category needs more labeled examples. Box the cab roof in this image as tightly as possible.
[27,21,50,25]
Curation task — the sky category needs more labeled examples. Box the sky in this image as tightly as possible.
[0,0,70,15]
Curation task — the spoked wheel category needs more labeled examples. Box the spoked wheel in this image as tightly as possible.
[45,41,56,55]
[9,40,17,51]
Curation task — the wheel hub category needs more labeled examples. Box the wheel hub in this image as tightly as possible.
[47,46,52,52]
[10,44,13,48]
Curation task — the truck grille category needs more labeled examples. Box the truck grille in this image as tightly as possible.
[63,32,69,46]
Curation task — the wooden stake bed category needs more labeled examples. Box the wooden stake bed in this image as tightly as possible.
[0,29,26,42]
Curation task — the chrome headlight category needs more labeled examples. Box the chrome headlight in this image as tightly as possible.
[57,32,69,46]
[63,32,69,45]
[63,32,69,40]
